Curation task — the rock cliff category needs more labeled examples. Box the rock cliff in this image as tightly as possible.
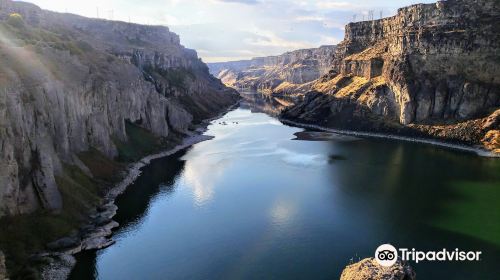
[0,0,237,218]
[0,0,239,276]
[208,45,336,94]
[282,0,500,154]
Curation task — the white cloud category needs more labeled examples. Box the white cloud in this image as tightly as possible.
[24,0,437,62]
[245,30,314,50]
[315,1,358,10]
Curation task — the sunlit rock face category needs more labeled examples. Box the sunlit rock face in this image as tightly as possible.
[208,45,337,94]
[0,0,239,217]
[282,0,500,153]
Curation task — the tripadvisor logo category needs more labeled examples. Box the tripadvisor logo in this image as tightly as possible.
[375,244,398,267]
[374,244,482,267]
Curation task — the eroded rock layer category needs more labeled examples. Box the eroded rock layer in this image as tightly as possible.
[282,0,500,153]
[0,0,238,217]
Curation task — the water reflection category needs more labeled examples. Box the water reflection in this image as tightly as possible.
[239,91,292,116]
[70,151,188,280]
[270,198,297,227]
[113,151,187,230]
[323,138,500,279]
[182,152,229,207]
[69,92,500,280]
[293,131,360,142]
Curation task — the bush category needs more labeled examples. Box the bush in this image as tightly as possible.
[7,13,25,28]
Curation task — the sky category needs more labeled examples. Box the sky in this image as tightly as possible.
[22,0,435,62]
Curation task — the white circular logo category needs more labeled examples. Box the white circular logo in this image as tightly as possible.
[375,244,398,267]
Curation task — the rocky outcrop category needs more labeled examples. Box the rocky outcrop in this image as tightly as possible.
[282,0,500,154]
[0,0,238,217]
[208,45,336,94]
[340,258,416,280]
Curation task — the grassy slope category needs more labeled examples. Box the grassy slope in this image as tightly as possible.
[0,164,101,279]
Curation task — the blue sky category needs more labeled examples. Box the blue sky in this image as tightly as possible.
[23,0,435,62]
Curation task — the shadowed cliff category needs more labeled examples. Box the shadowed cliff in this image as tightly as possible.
[0,0,238,277]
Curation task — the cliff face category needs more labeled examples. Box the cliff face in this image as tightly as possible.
[282,0,500,153]
[0,0,238,217]
[208,45,336,94]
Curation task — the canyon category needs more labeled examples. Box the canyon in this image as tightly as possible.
[211,0,500,155]
[0,0,238,277]
[0,0,238,217]
[209,45,336,95]
[0,0,499,279]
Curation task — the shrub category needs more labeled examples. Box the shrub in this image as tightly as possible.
[7,13,25,28]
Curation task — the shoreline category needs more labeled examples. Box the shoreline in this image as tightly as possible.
[38,100,494,278]
[39,102,240,280]
[241,91,498,158]
[280,119,499,158]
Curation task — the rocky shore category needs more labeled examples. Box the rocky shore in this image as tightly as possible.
[37,101,239,280]
[0,0,239,277]
[280,118,499,157]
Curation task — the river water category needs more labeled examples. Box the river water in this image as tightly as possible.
[70,93,500,280]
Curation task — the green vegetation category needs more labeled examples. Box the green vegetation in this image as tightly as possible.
[144,66,196,91]
[114,121,163,162]
[114,121,184,162]
[0,213,74,279]
[6,13,24,28]
[0,18,92,57]
[0,164,103,279]
[0,124,182,278]
[56,164,103,217]
[79,148,124,182]
[160,68,195,90]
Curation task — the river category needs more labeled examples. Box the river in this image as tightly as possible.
[70,92,500,280]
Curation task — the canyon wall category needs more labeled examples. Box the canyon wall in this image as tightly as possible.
[0,0,238,217]
[282,0,500,153]
[208,45,336,94]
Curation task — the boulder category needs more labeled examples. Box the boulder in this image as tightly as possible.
[340,258,416,280]
[46,237,81,251]
[81,237,115,251]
